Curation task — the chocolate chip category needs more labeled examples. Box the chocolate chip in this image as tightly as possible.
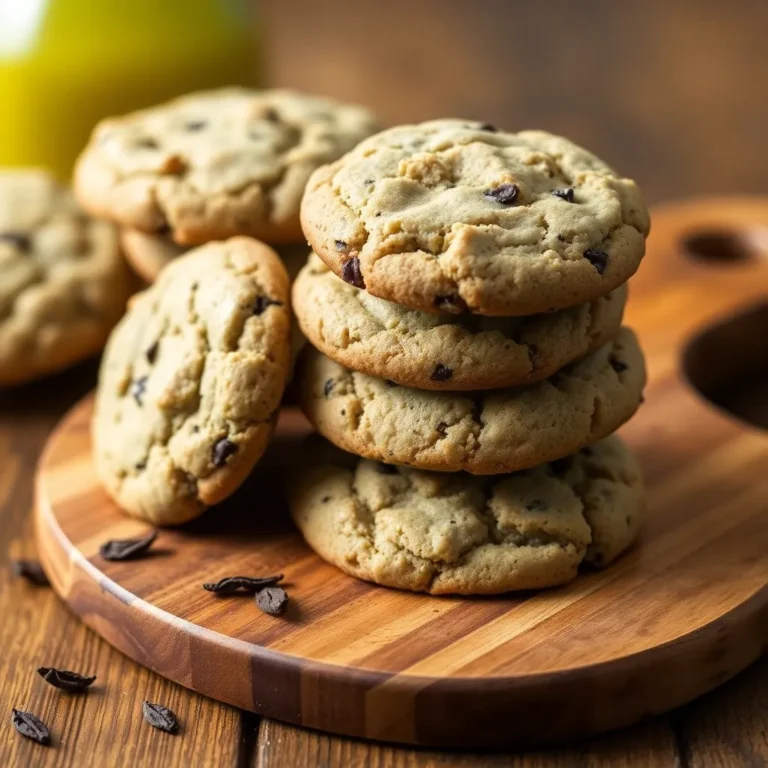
[12,559,49,587]
[323,379,334,397]
[184,120,206,131]
[483,183,519,205]
[335,240,347,250]
[37,667,96,694]
[436,422,448,438]
[100,532,157,561]
[142,701,179,734]
[526,500,548,512]
[11,709,50,745]
[253,295,282,315]
[131,376,148,407]
[256,586,288,616]
[431,363,453,382]
[552,188,575,202]
[479,122,497,132]
[584,248,609,274]
[321,496,331,503]
[610,357,628,373]
[212,438,237,468]
[203,575,283,595]
[0,232,31,252]
[341,257,365,289]
[135,138,158,150]
[145,342,159,364]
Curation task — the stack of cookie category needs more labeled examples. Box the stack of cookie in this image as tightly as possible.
[74,88,379,285]
[289,120,651,595]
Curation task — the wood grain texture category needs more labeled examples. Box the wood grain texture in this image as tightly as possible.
[260,0,768,204]
[0,364,248,768]
[254,718,682,768]
[32,199,768,748]
[0,1,766,759]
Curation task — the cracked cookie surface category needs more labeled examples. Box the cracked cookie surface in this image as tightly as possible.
[75,88,379,245]
[93,237,291,525]
[301,120,649,316]
[289,435,644,594]
[297,327,645,474]
[294,252,627,390]
[0,169,131,387]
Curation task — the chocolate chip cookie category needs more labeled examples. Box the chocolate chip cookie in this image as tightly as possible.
[297,327,645,474]
[293,252,627,390]
[0,169,131,387]
[300,120,649,316]
[93,237,291,525]
[289,435,644,594]
[75,88,379,246]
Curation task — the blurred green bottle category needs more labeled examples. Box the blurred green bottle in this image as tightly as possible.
[0,0,258,179]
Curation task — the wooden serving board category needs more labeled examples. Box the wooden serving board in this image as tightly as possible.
[35,198,768,748]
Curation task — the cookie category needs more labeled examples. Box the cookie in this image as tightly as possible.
[0,169,131,387]
[93,237,291,525]
[120,229,308,373]
[297,327,645,474]
[120,228,184,283]
[75,88,379,245]
[121,230,309,284]
[293,252,627,390]
[288,435,644,594]
[300,120,650,316]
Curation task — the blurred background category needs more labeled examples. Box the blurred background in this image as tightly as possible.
[1,0,767,202]
[261,0,768,203]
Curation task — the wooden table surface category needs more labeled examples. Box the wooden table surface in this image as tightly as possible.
[0,364,766,765]
[2,2,768,764]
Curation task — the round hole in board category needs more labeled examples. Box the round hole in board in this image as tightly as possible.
[683,301,768,430]
[682,228,768,263]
